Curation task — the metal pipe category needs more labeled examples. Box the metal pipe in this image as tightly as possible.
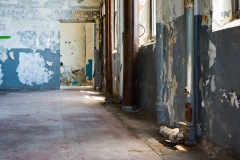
[184,0,196,145]
[122,0,139,111]
[105,0,113,103]
[194,0,201,138]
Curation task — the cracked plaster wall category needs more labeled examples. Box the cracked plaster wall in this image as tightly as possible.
[137,0,240,154]
[0,0,100,89]
[138,0,185,126]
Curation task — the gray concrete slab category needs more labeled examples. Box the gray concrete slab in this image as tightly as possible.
[0,88,163,160]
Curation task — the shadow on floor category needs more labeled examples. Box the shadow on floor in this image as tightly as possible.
[101,100,240,160]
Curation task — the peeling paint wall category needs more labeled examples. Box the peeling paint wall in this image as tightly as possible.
[138,0,185,125]
[137,0,240,154]
[198,0,240,154]
[0,0,100,90]
[85,23,95,83]
[199,24,240,153]
[17,52,54,86]
[60,23,86,86]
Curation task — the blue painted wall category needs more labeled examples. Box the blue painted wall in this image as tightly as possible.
[86,59,93,80]
[138,16,186,125]
[0,49,60,90]
[137,14,240,153]
[0,0,100,90]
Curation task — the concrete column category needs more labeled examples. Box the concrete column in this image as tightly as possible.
[122,0,139,112]
[98,5,104,91]
[105,0,113,103]
[184,0,196,145]
[119,0,124,99]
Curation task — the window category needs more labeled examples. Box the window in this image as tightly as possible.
[150,0,156,40]
[139,0,156,45]
[113,0,119,50]
[232,0,240,19]
[212,0,240,31]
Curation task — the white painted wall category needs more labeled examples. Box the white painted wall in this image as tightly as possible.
[60,23,86,86]
[139,0,151,46]
[212,0,232,31]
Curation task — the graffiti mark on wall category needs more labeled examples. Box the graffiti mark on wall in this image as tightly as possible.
[16,52,54,86]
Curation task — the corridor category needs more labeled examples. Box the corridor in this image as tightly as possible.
[0,87,162,160]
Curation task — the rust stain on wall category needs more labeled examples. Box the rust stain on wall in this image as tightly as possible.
[202,15,208,24]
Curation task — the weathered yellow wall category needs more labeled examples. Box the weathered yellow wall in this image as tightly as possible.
[60,23,86,86]
[85,23,95,82]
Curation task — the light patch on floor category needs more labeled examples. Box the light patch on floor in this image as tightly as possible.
[16,52,54,86]
[175,145,188,152]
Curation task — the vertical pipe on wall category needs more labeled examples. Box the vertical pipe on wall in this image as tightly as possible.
[194,0,201,138]
[184,0,196,145]
[105,0,113,103]
[122,0,139,111]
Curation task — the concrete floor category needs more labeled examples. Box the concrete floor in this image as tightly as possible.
[0,87,239,160]
[0,87,162,160]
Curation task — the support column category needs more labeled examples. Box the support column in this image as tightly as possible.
[184,0,196,145]
[98,5,104,91]
[122,0,139,112]
[105,0,113,103]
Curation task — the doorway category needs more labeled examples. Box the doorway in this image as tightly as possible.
[60,23,95,86]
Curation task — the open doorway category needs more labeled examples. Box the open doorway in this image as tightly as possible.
[60,22,95,87]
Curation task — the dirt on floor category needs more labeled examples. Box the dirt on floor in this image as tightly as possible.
[102,102,240,160]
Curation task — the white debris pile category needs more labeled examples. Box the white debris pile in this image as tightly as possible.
[159,126,183,144]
